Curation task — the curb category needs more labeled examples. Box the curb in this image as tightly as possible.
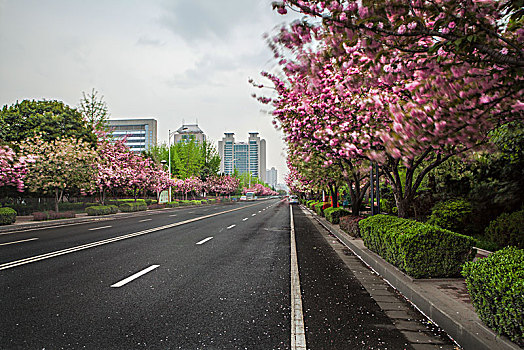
[300,205,520,350]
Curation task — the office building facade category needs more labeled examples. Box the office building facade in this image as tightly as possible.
[266,167,277,188]
[107,118,157,152]
[218,132,266,182]
[173,124,206,143]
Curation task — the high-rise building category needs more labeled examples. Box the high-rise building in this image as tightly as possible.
[107,118,157,152]
[173,123,206,143]
[266,167,278,188]
[218,132,266,182]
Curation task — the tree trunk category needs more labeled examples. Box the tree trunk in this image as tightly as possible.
[55,188,59,213]
[329,184,339,208]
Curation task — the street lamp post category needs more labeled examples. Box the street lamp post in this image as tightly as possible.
[168,129,176,202]
[167,127,188,202]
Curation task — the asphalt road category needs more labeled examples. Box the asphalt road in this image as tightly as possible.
[0,199,445,349]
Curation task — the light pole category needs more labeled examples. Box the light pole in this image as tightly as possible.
[167,127,188,202]
[167,129,176,202]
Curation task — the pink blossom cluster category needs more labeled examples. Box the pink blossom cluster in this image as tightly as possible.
[0,145,32,192]
[258,0,522,215]
[243,183,278,196]
[205,175,240,195]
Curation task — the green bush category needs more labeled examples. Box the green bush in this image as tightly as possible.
[119,202,147,212]
[462,247,524,345]
[166,201,180,208]
[307,200,318,209]
[191,200,202,205]
[324,207,351,224]
[339,215,365,237]
[179,200,191,206]
[0,207,17,225]
[84,203,100,208]
[314,202,331,216]
[86,205,115,216]
[359,214,476,278]
[427,198,472,233]
[484,209,524,249]
[207,199,216,203]
[58,202,85,211]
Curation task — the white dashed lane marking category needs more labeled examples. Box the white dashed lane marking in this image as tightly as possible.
[111,265,160,288]
[196,237,214,245]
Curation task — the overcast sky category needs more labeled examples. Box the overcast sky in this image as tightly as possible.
[0,0,295,183]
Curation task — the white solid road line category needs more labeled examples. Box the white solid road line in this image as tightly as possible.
[290,205,307,350]
[139,218,152,222]
[0,203,261,271]
[227,224,236,229]
[88,225,113,231]
[0,237,39,246]
[111,265,160,288]
[196,237,213,245]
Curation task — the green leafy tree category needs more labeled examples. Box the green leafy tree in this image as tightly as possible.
[0,100,97,147]
[78,88,110,131]
[144,140,220,180]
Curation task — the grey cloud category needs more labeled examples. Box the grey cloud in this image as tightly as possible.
[136,37,165,47]
[158,0,262,43]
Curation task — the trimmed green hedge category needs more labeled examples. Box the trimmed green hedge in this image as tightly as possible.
[179,200,191,206]
[427,198,472,233]
[314,202,331,217]
[484,209,524,249]
[86,205,118,216]
[359,214,476,278]
[0,207,17,225]
[58,202,85,211]
[307,200,318,209]
[207,199,217,203]
[119,202,147,212]
[324,207,351,224]
[462,247,524,344]
[166,201,180,208]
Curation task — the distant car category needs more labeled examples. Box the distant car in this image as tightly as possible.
[289,195,299,204]
[240,195,247,201]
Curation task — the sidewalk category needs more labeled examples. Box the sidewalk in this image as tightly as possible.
[302,205,520,350]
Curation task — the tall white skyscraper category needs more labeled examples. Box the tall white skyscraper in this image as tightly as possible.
[266,167,277,188]
[218,132,266,182]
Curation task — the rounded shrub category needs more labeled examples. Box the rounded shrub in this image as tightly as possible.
[462,247,524,345]
[86,205,113,216]
[324,207,351,224]
[0,207,17,225]
[427,198,472,233]
[484,209,524,249]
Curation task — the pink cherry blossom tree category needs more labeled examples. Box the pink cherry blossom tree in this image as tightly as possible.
[257,0,523,217]
[0,145,31,193]
[20,136,98,212]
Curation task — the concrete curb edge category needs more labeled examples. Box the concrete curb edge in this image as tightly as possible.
[300,205,520,350]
